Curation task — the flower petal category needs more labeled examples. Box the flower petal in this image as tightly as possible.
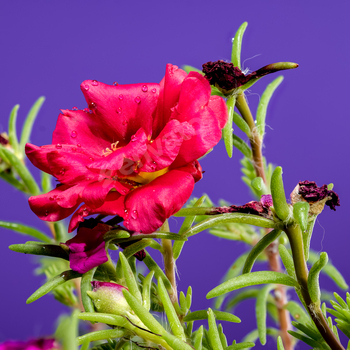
[52,109,112,156]
[140,119,195,172]
[81,80,159,142]
[68,192,125,232]
[124,169,195,233]
[152,64,188,137]
[28,185,82,222]
[88,128,148,172]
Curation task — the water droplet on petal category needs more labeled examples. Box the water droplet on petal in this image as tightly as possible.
[59,168,65,175]
[89,102,96,109]
[131,134,137,142]
[134,96,141,104]
[122,120,128,126]
[116,107,122,114]
[131,210,138,219]
[122,189,127,194]
[77,143,81,147]
[92,80,98,86]
[72,106,78,110]
[113,81,118,86]
[56,144,62,149]
[89,157,94,161]
[142,85,148,92]
[45,210,49,216]
[84,85,89,91]
[119,94,124,100]
[151,88,157,93]
[71,130,77,138]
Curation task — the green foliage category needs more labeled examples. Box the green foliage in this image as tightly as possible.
[222,96,236,158]
[232,134,252,158]
[242,229,282,274]
[1,221,52,243]
[270,166,290,222]
[308,250,348,290]
[207,271,298,299]
[308,252,328,304]
[256,76,284,139]
[35,258,77,307]
[327,292,350,338]
[231,22,248,69]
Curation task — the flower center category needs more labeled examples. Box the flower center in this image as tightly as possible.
[126,167,169,185]
[102,142,120,157]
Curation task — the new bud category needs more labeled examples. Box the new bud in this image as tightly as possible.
[87,281,132,316]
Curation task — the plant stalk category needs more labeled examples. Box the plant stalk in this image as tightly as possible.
[236,93,266,183]
[160,220,178,304]
[285,224,345,350]
[236,92,292,349]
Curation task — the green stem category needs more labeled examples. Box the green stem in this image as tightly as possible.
[236,92,292,349]
[236,93,266,183]
[285,224,344,350]
[160,220,178,304]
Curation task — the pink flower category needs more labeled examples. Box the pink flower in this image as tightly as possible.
[62,223,110,273]
[26,64,228,233]
[0,338,58,350]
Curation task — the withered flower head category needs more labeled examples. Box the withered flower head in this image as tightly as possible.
[202,60,248,94]
[291,180,340,215]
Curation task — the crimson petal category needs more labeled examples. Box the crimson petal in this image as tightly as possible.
[124,169,195,233]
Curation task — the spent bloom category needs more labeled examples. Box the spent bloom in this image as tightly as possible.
[26,64,228,233]
[61,222,110,273]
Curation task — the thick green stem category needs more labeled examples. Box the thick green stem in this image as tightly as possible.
[285,224,344,350]
[236,93,266,183]
[160,220,178,304]
[236,92,292,349]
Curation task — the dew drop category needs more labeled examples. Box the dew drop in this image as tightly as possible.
[131,210,138,219]
[142,85,148,92]
[118,94,124,100]
[45,210,49,216]
[116,107,122,114]
[122,189,127,194]
[72,106,78,110]
[71,130,77,138]
[92,80,98,86]
[113,81,118,86]
[56,143,62,149]
[59,168,65,175]
[84,85,89,91]
[122,120,128,126]
[151,88,157,93]
[89,157,94,161]
[131,134,137,142]
[77,143,81,148]
[134,96,141,104]
[124,209,128,214]
[89,102,96,109]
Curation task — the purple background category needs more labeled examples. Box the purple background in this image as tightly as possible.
[1,1,349,348]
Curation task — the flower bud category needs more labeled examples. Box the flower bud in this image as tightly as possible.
[87,281,132,315]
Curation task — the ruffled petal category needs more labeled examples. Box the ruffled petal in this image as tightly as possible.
[52,109,112,156]
[152,64,187,137]
[81,80,159,143]
[82,179,131,208]
[139,119,195,172]
[124,169,194,233]
[88,128,148,172]
[68,192,125,232]
[25,143,57,175]
[29,185,82,222]
[207,95,228,129]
